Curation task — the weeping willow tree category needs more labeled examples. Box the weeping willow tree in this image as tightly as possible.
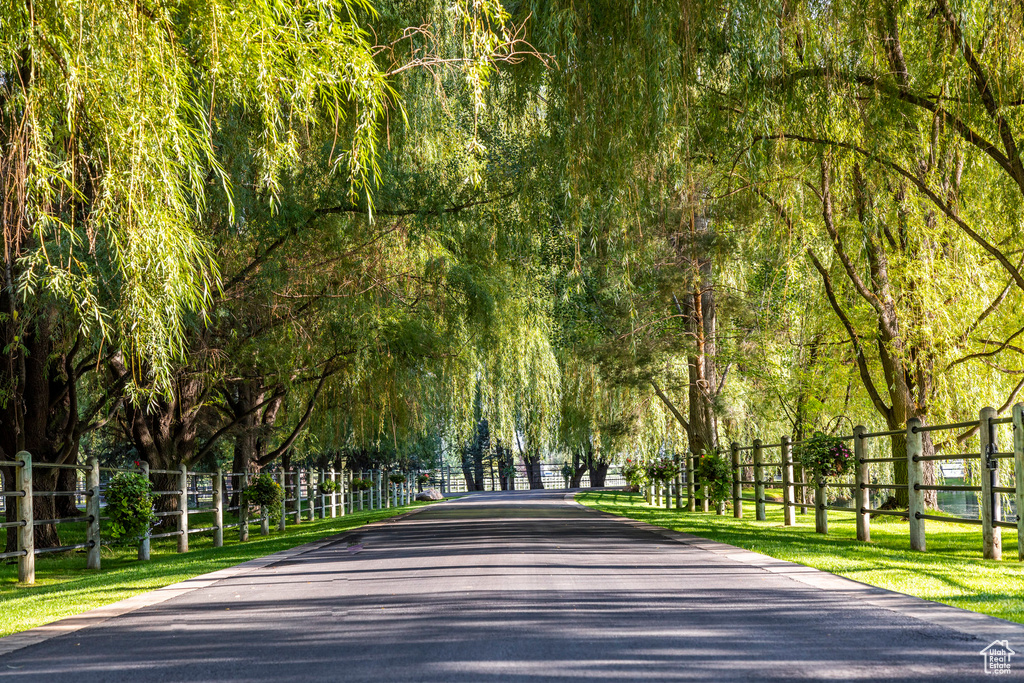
[676,0,1024,504]
[0,0,401,548]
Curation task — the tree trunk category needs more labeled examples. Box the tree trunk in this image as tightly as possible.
[589,460,609,487]
[524,452,544,489]
[570,449,588,488]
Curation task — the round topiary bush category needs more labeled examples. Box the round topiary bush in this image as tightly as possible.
[243,473,283,520]
[105,471,155,542]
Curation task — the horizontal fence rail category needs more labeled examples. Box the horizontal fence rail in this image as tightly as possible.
[0,456,424,584]
[638,404,1023,562]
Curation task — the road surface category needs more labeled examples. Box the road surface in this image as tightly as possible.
[1,490,1020,681]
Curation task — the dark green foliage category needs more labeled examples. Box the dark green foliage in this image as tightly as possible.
[321,479,341,495]
[351,478,374,491]
[694,451,731,506]
[796,433,854,482]
[104,472,154,543]
[646,456,680,483]
[388,472,406,485]
[243,473,283,521]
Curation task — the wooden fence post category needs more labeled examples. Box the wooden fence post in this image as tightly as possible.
[674,452,683,509]
[277,471,287,531]
[308,469,317,520]
[86,458,101,570]
[753,439,765,521]
[731,442,742,519]
[319,469,327,518]
[854,426,870,542]
[782,436,795,526]
[329,469,338,517]
[798,463,807,515]
[239,472,250,542]
[16,451,33,584]
[213,469,223,548]
[178,465,189,553]
[686,451,696,512]
[340,469,347,516]
[907,417,926,552]
[814,474,827,534]
[979,406,1002,560]
[292,470,301,524]
[139,461,151,560]
[1012,403,1024,562]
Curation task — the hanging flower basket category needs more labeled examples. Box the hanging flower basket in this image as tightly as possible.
[694,451,731,506]
[351,478,373,491]
[646,456,680,483]
[795,432,854,482]
[621,458,646,491]
[388,472,406,485]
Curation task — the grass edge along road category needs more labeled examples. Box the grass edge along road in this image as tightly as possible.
[577,490,1024,625]
[0,502,435,638]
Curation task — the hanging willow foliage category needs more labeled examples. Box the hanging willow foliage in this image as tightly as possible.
[0,0,394,396]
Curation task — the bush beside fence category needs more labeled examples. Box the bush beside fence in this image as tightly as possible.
[649,405,1023,562]
[1,461,420,584]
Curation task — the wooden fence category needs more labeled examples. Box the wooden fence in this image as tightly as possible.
[649,405,1024,561]
[0,460,418,584]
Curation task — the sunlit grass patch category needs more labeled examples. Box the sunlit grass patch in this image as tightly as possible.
[0,503,431,638]
[577,490,1024,624]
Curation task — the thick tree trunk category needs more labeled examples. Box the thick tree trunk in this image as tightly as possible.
[473,451,486,492]
[589,460,609,487]
[524,453,544,489]
[461,448,477,491]
[569,449,588,488]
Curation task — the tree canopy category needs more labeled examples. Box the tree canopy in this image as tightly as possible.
[5,0,1024,547]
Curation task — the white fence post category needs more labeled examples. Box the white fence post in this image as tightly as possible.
[782,437,795,526]
[686,450,696,512]
[854,426,870,542]
[330,469,337,518]
[213,469,223,547]
[907,418,926,552]
[178,465,189,553]
[277,470,286,532]
[731,442,742,519]
[139,461,151,560]
[979,407,1001,560]
[86,458,101,569]
[239,472,250,542]
[1012,403,1024,562]
[753,439,765,521]
[16,451,34,584]
[814,475,828,534]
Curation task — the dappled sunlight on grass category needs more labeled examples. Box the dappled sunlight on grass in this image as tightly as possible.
[578,490,1024,624]
[0,503,432,637]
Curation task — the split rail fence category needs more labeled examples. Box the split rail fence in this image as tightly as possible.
[0,461,419,584]
[648,404,1024,561]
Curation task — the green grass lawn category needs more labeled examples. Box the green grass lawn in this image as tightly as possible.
[0,502,432,638]
[577,490,1024,624]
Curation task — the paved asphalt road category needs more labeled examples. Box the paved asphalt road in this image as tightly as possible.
[1,490,1021,681]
